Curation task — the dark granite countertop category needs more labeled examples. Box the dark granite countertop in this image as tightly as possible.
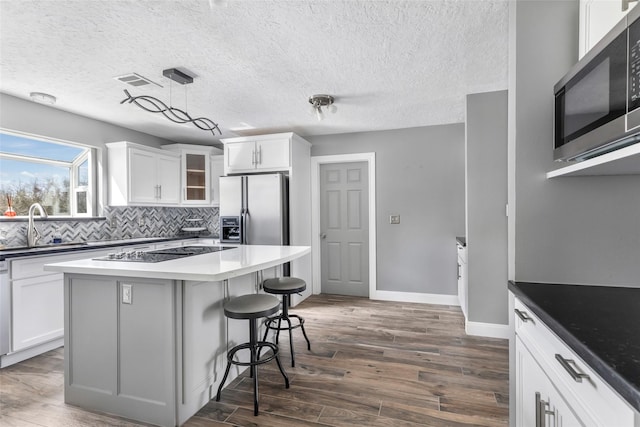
[0,235,215,261]
[456,236,466,247]
[509,281,640,412]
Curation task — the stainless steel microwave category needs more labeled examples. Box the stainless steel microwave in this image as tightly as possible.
[554,6,640,161]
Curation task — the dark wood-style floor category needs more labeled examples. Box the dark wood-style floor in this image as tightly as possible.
[0,294,509,426]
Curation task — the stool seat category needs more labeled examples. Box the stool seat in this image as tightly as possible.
[224,294,280,319]
[263,277,306,294]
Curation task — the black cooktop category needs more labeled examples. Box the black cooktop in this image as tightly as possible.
[94,246,235,263]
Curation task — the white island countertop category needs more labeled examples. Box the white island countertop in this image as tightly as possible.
[44,244,311,282]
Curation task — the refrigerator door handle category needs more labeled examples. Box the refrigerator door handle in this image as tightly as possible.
[243,210,250,245]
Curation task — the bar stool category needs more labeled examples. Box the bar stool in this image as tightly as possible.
[215,293,289,416]
[262,277,311,367]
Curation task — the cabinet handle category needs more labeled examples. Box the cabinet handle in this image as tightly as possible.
[258,145,262,164]
[535,392,554,427]
[514,308,532,322]
[252,149,256,166]
[457,263,461,279]
[158,185,162,199]
[555,354,590,382]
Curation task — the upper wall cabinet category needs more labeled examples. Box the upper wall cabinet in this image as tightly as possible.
[580,0,637,58]
[210,155,224,206]
[221,134,294,174]
[106,141,181,206]
[162,144,223,206]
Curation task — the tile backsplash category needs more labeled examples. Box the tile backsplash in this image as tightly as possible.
[0,206,219,247]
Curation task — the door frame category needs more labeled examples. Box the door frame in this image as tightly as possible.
[311,153,377,297]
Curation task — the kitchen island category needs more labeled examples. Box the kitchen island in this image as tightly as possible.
[45,244,311,427]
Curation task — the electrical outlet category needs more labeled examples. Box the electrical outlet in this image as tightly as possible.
[110,216,117,228]
[138,217,145,227]
[389,215,401,224]
[122,284,132,304]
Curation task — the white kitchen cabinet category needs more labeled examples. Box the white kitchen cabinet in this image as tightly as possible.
[516,336,585,427]
[456,242,468,320]
[579,0,636,58]
[107,141,181,206]
[222,134,290,174]
[8,249,111,354]
[513,296,635,426]
[12,274,64,351]
[210,154,224,206]
[162,144,223,206]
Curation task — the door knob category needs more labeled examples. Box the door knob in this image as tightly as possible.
[320,233,327,239]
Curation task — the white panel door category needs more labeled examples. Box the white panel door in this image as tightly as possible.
[320,162,369,296]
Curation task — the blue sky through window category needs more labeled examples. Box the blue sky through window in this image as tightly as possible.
[0,132,86,190]
[0,133,85,161]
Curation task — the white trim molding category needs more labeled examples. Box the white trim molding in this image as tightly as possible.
[372,290,459,306]
[465,320,511,339]
[311,153,376,297]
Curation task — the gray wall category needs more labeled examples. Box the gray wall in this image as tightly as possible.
[0,93,174,149]
[308,124,465,295]
[466,91,508,325]
[511,1,640,286]
[0,92,181,213]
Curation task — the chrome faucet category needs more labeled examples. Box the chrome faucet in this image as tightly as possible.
[27,203,48,247]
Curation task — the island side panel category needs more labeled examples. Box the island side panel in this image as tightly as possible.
[65,274,177,427]
[178,279,226,422]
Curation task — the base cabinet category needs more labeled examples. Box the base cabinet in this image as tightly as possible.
[12,274,64,351]
[456,242,468,319]
[516,336,584,427]
[513,296,636,427]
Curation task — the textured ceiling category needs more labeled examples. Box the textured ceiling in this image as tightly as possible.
[0,0,508,146]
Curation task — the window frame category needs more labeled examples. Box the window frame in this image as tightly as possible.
[0,128,98,218]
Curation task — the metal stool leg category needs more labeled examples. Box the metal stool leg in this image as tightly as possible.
[274,351,290,388]
[215,358,233,402]
[249,318,259,415]
[284,316,295,367]
[291,314,311,350]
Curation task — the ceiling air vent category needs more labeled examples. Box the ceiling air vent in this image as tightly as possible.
[114,73,162,88]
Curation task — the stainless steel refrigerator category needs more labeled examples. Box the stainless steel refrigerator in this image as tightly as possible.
[219,173,289,246]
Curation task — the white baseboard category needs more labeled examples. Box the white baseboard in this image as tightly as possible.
[371,290,460,306]
[465,320,511,339]
[0,337,64,368]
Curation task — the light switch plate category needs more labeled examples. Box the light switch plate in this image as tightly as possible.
[122,284,132,304]
[389,215,400,224]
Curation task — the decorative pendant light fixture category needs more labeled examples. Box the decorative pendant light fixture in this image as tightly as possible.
[308,94,336,121]
[120,68,221,136]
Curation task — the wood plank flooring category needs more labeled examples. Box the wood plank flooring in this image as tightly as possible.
[0,294,509,426]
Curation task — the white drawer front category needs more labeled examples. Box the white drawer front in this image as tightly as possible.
[514,298,634,427]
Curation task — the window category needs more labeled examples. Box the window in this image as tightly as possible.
[0,130,96,217]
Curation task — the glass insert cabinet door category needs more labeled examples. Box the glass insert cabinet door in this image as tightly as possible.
[185,153,208,202]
